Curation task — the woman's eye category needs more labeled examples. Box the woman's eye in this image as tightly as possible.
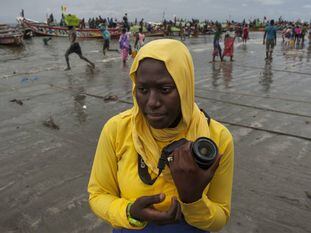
[161,86,173,93]
[137,87,148,94]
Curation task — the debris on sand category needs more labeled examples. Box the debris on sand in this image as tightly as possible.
[20,76,39,85]
[43,116,60,130]
[10,99,23,105]
[104,95,118,102]
[74,94,86,101]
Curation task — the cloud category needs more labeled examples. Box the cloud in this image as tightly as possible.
[255,0,284,5]
[1,0,311,23]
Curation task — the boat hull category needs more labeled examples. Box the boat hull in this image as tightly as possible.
[0,35,23,45]
[0,24,24,45]
[18,17,121,39]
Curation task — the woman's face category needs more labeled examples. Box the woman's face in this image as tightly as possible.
[136,58,181,129]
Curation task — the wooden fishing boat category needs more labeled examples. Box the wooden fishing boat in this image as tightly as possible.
[130,25,165,37]
[17,17,121,39]
[145,31,165,37]
[0,24,23,45]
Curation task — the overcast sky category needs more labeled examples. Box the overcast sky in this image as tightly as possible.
[1,0,311,23]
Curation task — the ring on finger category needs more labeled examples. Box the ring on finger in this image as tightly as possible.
[167,156,174,163]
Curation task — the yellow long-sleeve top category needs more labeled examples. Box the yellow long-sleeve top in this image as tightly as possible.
[88,110,234,232]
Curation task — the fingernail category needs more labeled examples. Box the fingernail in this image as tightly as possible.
[159,193,165,200]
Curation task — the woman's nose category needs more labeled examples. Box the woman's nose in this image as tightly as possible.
[146,90,161,109]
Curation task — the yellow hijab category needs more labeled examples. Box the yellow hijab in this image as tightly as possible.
[129,39,210,178]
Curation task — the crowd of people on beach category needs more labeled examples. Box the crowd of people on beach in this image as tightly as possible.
[36,10,311,69]
[211,19,311,62]
[281,24,309,48]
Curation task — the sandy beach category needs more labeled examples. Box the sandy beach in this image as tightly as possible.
[0,33,311,233]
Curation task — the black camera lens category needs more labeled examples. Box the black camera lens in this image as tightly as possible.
[191,137,218,170]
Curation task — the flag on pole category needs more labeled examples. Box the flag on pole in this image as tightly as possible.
[61,5,68,13]
[64,14,80,26]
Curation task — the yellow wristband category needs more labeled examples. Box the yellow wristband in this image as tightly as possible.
[126,203,147,227]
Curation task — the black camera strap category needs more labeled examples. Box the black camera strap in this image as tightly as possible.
[137,154,165,185]
[201,108,211,125]
[137,109,211,185]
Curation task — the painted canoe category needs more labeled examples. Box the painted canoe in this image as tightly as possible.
[17,17,121,39]
[0,34,23,45]
[0,24,23,45]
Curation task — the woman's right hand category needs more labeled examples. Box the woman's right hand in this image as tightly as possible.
[130,193,182,225]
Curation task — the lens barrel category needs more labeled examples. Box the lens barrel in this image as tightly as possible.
[191,137,218,170]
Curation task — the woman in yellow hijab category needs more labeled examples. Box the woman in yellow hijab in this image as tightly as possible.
[88,39,234,233]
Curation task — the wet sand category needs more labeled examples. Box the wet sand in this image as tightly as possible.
[0,33,311,233]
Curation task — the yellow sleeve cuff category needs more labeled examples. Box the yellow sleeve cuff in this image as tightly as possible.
[180,194,214,223]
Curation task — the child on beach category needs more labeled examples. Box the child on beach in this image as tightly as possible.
[222,33,235,61]
[65,26,95,70]
[134,28,145,51]
[100,24,111,55]
[132,28,145,59]
[119,28,130,64]
[283,27,292,48]
[212,23,223,62]
[289,28,295,49]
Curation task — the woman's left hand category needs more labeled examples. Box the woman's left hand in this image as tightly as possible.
[168,141,222,203]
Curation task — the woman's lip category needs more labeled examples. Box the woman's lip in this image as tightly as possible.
[146,113,166,120]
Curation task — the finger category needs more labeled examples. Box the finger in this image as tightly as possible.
[172,141,192,168]
[209,154,223,174]
[139,193,165,208]
[143,206,175,222]
[174,199,182,221]
[166,196,179,219]
[146,197,178,223]
[140,207,168,222]
[180,142,198,169]
[170,141,190,163]
[168,152,177,169]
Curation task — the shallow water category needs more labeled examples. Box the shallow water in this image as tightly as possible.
[1,33,311,99]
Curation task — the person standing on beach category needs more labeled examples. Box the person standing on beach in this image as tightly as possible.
[294,25,302,47]
[123,13,130,32]
[134,28,145,51]
[179,22,185,41]
[139,18,144,31]
[212,23,223,62]
[242,24,249,44]
[88,39,234,233]
[222,33,235,61]
[263,20,277,61]
[283,27,292,48]
[119,28,130,65]
[301,24,307,46]
[64,26,95,70]
[100,24,111,55]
